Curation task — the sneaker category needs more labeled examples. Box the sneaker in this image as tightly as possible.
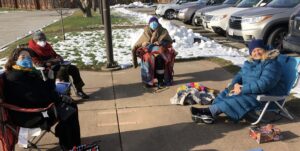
[76,91,89,99]
[190,107,214,124]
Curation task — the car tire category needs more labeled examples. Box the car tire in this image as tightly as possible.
[164,9,175,20]
[192,15,202,26]
[267,27,288,51]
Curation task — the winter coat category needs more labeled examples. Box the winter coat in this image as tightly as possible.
[28,39,63,66]
[212,50,286,121]
[3,66,59,127]
[132,25,173,65]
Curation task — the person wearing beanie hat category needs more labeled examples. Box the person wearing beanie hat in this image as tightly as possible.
[28,31,89,99]
[248,39,266,55]
[191,39,284,124]
[132,16,175,89]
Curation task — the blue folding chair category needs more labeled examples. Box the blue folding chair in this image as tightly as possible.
[251,55,300,125]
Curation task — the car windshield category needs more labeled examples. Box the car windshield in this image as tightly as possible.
[236,0,261,7]
[267,0,300,8]
[223,0,239,4]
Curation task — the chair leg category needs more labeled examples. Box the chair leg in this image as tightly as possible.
[252,101,271,125]
[274,101,294,120]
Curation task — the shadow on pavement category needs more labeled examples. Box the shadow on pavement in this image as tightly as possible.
[83,66,233,102]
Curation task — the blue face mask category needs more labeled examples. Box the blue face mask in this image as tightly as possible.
[17,57,33,68]
[149,22,159,30]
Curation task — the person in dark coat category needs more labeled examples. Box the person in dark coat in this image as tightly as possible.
[191,39,286,123]
[3,48,81,150]
[28,31,89,99]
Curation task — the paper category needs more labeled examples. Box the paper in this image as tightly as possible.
[18,127,42,148]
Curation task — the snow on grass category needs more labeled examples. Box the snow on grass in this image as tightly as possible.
[52,29,138,67]
[111,1,152,8]
[113,7,248,67]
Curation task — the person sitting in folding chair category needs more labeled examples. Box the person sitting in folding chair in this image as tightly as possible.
[132,16,176,88]
[3,48,81,150]
[190,39,286,124]
[28,31,89,99]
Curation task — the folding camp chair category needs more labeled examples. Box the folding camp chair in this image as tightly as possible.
[0,73,59,151]
[251,55,300,125]
[0,103,57,150]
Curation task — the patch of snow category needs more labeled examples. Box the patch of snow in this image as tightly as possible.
[0,11,9,14]
[0,47,7,52]
[111,1,152,8]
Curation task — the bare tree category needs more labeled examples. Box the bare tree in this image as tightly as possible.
[53,0,67,40]
[74,0,93,17]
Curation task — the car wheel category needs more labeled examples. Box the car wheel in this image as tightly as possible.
[192,15,199,26]
[267,27,288,51]
[164,9,175,20]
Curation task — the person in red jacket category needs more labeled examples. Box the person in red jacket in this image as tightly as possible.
[28,31,89,99]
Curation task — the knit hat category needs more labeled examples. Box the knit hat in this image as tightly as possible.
[148,16,158,24]
[33,31,46,41]
[248,39,265,55]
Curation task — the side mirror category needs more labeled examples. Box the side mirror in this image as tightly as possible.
[260,2,267,7]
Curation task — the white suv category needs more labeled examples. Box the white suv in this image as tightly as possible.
[155,0,207,19]
[202,0,270,35]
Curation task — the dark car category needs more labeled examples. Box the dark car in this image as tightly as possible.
[283,7,300,52]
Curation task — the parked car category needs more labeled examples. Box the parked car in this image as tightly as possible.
[155,0,206,20]
[228,0,300,49]
[177,0,225,24]
[193,0,240,26]
[202,0,271,35]
[283,6,300,52]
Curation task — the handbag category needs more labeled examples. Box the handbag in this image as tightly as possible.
[56,101,76,121]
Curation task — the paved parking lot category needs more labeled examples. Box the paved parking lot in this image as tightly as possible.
[0,10,73,49]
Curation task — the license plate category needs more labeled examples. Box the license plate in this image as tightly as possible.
[228,29,234,36]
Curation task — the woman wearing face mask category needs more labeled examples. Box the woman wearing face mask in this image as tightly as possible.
[132,16,175,88]
[28,31,89,99]
[190,39,286,124]
[3,48,81,150]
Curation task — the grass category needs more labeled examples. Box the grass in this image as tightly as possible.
[44,10,132,33]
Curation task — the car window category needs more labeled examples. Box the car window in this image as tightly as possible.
[223,0,239,4]
[267,0,300,8]
[236,0,261,7]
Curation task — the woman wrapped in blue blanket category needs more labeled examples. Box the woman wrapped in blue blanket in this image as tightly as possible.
[191,39,286,124]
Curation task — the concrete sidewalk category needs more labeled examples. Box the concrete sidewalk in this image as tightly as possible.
[15,60,300,151]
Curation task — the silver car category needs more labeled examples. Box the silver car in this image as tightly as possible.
[228,0,300,49]
[155,0,206,19]
[193,0,240,26]
[177,0,225,24]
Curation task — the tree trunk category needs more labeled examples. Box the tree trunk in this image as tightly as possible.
[75,0,93,17]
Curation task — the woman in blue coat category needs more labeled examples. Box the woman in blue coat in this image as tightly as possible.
[191,39,286,124]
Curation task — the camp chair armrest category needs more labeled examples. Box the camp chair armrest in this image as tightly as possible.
[256,95,287,102]
[0,102,55,113]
